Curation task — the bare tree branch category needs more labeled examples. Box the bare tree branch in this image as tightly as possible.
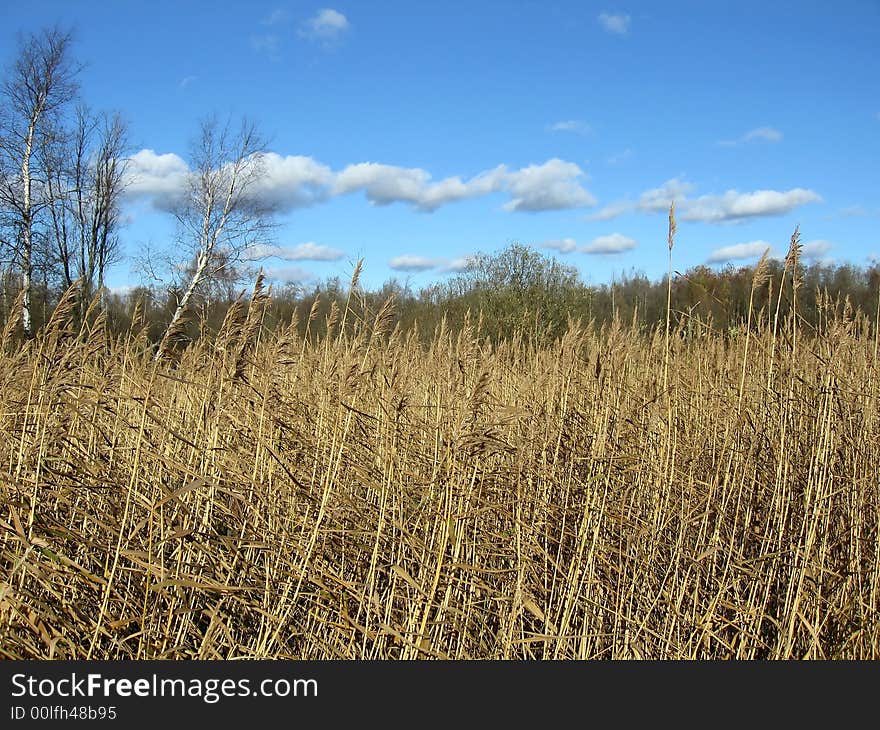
[155,115,275,360]
[0,26,80,335]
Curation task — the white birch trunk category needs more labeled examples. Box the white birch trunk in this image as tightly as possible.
[20,120,36,337]
[154,150,242,360]
[154,249,209,360]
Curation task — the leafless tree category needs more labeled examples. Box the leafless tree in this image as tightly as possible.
[0,26,79,336]
[154,116,273,359]
[41,105,129,316]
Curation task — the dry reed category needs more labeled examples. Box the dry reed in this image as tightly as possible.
[0,256,878,659]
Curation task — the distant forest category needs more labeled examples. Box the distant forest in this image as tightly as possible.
[3,240,879,349]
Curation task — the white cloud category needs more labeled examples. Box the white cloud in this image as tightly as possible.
[638,178,694,213]
[744,127,783,143]
[581,233,636,254]
[681,188,822,222]
[388,254,478,273]
[720,126,783,146]
[122,149,596,215]
[242,244,280,261]
[301,8,350,42]
[503,159,595,212]
[389,255,444,272]
[252,153,335,210]
[598,12,631,34]
[707,241,773,263]
[285,242,345,260]
[335,159,594,213]
[123,149,189,209]
[589,200,631,221]
[442,256,477,272]
[838,205,866,218]
[263,265,314,283]
[590,179,821,223]
[549,120,591,135]
[124,150,335,212]
[800,239,833,261]
[178,75,197,90]
[245,242,344,261]
[540,238,578,254]
[334,162,506,211]
[418,168,506,208]
[537,236,637,256]
[588,178,693,221]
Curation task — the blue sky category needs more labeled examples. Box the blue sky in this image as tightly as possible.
[2,1,879,292]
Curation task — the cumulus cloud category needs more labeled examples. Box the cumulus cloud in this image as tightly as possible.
[638,178,695,213]
[124,150,336,213]
[540,238,578,254]
[719,126,783,146]
[590,178,821,223]
[388,254,477,273]
[263,265,314,283]
[443,256,478,272]
[244,242,344,261]
[123,149,189,209]
[334,163,506,211]
[285,242,345,260]
[300,8,350,43]
[336,158,594,213]
[549,120,591,135]
[503,159,596,212]
[242,244,280,261]
[681,188,822,223]
[707,241,772,263]
[588,178,693,221]
[122,149,596,215]
[589,201,631,222]
[581,233,636,254]
[252,153,335,210]
[388,255,445,272]
[539,235,637,255]
[598,12,631,34]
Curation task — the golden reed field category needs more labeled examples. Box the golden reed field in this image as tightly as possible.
[1,251,879,660]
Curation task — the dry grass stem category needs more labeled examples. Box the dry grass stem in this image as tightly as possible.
[0,259,878,660]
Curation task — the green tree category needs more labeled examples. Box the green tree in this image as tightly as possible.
[442,242,586,342]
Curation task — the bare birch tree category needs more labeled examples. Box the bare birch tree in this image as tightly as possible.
[41,106,129,317]
[154,117,272,360]
[0,27,79,336]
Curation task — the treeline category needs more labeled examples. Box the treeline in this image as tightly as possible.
[3,241,878,349]
[161,245,880,344]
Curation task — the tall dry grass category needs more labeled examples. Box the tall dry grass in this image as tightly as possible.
[0,265,878,659]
